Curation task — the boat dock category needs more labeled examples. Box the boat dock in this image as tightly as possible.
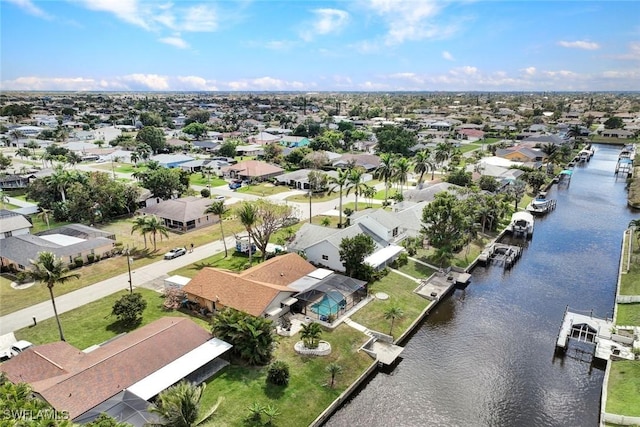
[478,243,523,269]
[414,269,470,301]
[555,307,635,361]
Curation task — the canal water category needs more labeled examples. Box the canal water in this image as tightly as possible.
[326,144,637,427]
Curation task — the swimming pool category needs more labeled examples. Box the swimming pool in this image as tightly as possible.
[311,291,346,317]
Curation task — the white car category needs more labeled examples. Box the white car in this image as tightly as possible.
[214,195,225,201]
[164,247,187,260]
[11,340,33,354]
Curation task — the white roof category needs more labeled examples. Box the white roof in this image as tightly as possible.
[307,268,334,279]
[481,156,522,168]
[511,211,534,222]
[164,275,191,287]
[364,245,404,268]
[39,234,85,247]
[127,338,232,400]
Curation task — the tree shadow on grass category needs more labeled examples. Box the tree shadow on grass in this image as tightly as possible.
[106,317,142,334]
[263,382,286,399]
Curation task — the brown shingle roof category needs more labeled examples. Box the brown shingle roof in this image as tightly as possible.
[183,268,293,317]
[1,317,212,419]
[139,196,217,222]
[239,253,316,287]
[225,160,284,178]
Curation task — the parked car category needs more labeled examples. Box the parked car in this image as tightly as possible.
[9,340,33,355]
[164,247,187,260]
[229,182,242,190]
[214,195,226,201]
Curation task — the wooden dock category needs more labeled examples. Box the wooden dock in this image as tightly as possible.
[478,243,523,269]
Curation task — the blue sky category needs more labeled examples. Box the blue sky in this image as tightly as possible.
[1,0,639,91]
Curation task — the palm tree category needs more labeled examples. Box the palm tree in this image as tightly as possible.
[247,402,265,423]
[374,153,395,204]
[393,157,411,193]
[435,142,452,172]
[507,180,527,211]
[148,381,222,427]
[48,165,72,203]
[205,201,228,257]
[263,404,281,426]
[237,202,258,265]
[328,168,351,227]
[325,362,343,388]
[383,305,404,336]
[26,252,80,341]
[346,167,370,212]
[145,215,169,251]
[413,149,434,187]
[300,322,323,349]
[540,143,559,173]
[363,186,376,208]
[37,208,51,230]
[131,216,150,249]
[130,151,139,164]
[0,190,8,209]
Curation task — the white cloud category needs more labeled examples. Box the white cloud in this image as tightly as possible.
[74,0,150,30]
[227,77,306,91]
[522,67,537,76]
[300,8,349,41]
[0,76,99,91]
[557,40,600,50]
[119,74,170,90]
[159,36,189,49]
[449,66,478,76]
[5,0,51,19]
[613,41,640,60]
[363,0,457,45]
[442,51,454,61]
[176,76,218,91]
[178,4,218,32]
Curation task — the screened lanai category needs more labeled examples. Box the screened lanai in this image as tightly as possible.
[292,275,367,322]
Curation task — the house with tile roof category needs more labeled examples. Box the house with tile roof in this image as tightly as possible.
[223,160,284,182]
[138,196,219,233]
[183,253,315,318]
[1,317,232,426]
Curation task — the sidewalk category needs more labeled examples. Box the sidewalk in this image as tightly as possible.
[0,236,236,335]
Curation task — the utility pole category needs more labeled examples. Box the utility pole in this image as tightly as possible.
[126,246,133,293]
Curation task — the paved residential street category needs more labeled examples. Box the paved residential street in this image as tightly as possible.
[0,236,236,335]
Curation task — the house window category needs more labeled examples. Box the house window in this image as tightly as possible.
[4,231,11,238]
[392,227,398,237]
[322,255,329,261]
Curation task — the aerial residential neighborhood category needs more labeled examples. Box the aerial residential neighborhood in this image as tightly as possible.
[2,0,640,426]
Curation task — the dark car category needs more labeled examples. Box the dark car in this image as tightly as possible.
[164,247,187,260]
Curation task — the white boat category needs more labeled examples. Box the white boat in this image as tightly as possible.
[509,211,534,238]
[526,192,556,215]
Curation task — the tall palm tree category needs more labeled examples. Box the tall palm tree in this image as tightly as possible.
[131,216,150,249]
[435,142,452,172]
[48,165,73,203]
[393,157,411,193]
[383,305,404,336]
[345,167,370,212]
[413,149,435,187]
[26,252,80,341]
[328,168,351,227]
[374,153,395,204]
[149,381,222,427]
[130,151,139,165]
[145,215,169,251]
[325,362,343,388]
[37,208,51,230]
[540,143,559,173]
[205,200,228,257]
[237,202,258,265]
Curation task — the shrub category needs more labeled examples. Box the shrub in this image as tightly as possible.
[87,253,96,264]
[200,188,210,198]
[73,257,83,268]
[266,361,290,386]
[396,252,408,267]
[15,272,28,284]
[112,292,147,326]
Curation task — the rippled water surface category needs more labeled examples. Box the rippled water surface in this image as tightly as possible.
[326,145,636,427]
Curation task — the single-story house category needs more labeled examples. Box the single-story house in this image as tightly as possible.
[150,154,194,168]
[0,209,32,239]
[601,129,634,139]
[495,147,544,163]
[223,160,284,182]
[235,144,264,157]
[0,224,115,271]
[179,159,228,174]
[332,153,381,171]
[456,129,485,141]
[0,174,31,190]
[521,134,567,146]
[183,253,317,318]
[404,182,463,203]
[192,140,221,152]
[1,317,232,426]
[279,136,310,148]
[248,131,281,145]
[138,196,219,233]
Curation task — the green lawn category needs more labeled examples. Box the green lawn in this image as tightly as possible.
[397,259,437,280]
[606,360,640,416]
[0,202,21,210]
[615,304,640,326]
[350,273,429,337]
[169,252,259,278]
[236,183,291,197]
[459,143,481,153]
[189,173,227,187]
[620,265,640,295]
[286,192,336,203]
[15,288,209,349]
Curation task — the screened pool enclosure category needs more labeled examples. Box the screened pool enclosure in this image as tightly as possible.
[292,275,367,322]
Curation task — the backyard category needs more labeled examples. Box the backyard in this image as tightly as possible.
[606,360,640,417]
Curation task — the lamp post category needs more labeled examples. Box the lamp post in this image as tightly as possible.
[125,246,133,293]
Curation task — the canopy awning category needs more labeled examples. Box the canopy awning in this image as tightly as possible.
[265,307,283,317]
[282,297,298,306]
